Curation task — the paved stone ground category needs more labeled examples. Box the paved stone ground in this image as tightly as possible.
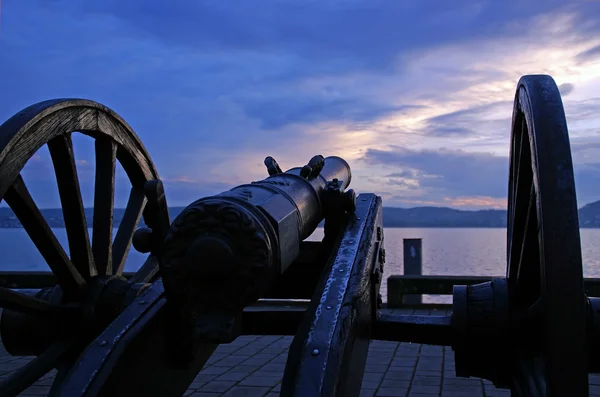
[1,308,600,396]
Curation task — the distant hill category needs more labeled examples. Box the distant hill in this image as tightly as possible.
[382,207,507,228]
[1,200,600,228]
[578,201,600,228]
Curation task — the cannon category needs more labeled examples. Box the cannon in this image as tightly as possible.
[0,74,595,396]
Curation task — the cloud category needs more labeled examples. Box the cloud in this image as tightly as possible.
[238,94,418,130]
[576,44,600,64]
[559,83,575,97]
[361,146,509,199]
[419,101,513,138]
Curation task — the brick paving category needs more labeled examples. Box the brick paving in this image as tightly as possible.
[1,308,600,396]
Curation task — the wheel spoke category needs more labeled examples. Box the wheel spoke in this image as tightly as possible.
[0,287,80,318]
[4,175,85,298]
[112,186,146,275]
[0,340,71,397]
[508,118,532,282]
[516,184,535,278]
[515,184,541,306]
[92,138,117,275]
[510,118,526,228]
[48,134,96,280]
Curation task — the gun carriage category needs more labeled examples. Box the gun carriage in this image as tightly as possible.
[0,74,595,396]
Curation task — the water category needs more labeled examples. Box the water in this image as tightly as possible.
[308,228,600,302]
[3,228,600,302]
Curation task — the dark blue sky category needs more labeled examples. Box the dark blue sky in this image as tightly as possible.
[1,0,599,209]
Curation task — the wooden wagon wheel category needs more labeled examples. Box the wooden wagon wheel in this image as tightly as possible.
[506,75,588,396]
[0,99,170,396]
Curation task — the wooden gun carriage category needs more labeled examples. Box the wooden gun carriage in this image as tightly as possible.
[0,75,595,396]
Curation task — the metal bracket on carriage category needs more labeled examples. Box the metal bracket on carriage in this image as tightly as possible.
[322,175,356,245]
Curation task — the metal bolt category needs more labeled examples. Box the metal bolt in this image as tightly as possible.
[326,305,332,309]
[338,269,344,272]
[312,349,319,356]
[100,341,107,347]
[139,300,147,304]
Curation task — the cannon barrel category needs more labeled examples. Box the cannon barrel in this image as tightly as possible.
[158,155,355,331]
[215,154,352,257]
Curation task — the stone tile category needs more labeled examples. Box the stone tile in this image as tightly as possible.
[241,356,275,366]
[239,375,281,387]
[200,366,231,376]
[411,376,441,386]
[376,387,409,396]
[415,360,442,371]
[380,379,411,389]
[261,347,287,354]
[220,386,271,397]
[253,336,281,346]
[227,364,261,374]
[390,358,417,367]
[362,380,382,390]
[408,385,439,394]
[420,346,443,357]
[362,372,384,384]
[441,392,483,397]
[365,364,389,373]
[253,369,283,378]
[368,356,393,366]
[201,381,236,393]
[384,369,414,381]
[207,354,229,365]
[189,375,220,389]
[217,345,244,354]
[236,346,267,356]
[261,363,286,373]
[270,383,281,392]
[214,355,253,366]
[216,372,251,382]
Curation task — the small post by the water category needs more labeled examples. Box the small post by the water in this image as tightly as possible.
[403,238,423,304]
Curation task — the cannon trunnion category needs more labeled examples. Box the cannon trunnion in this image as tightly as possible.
[0,75,596,396]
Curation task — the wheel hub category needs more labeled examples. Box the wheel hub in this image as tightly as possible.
[0,276,149,356]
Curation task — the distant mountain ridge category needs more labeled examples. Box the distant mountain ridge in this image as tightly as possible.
[1,200,600,228]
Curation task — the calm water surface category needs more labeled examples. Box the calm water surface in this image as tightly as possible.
[2,228,600,302]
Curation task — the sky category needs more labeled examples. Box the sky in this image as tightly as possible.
[0,0,600,210]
